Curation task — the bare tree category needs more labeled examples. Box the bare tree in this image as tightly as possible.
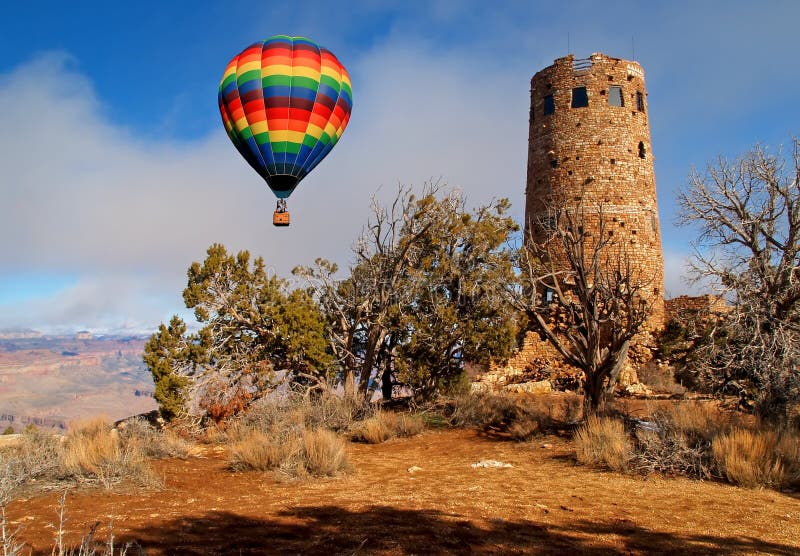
[511,202,652,415]
[678,138,800,420]
[294,184,439,400]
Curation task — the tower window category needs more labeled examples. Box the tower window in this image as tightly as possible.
[571,87,588,108]
[544,94,555,115]
[636,91,645,112]
[608,86,624,107]
[638,141,646,158]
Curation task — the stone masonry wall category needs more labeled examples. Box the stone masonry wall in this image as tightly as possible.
[525,53,665,330]
[664,295,729,323]
[478,53,666,393]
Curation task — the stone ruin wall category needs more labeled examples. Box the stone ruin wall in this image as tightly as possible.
[664,295,729,322]
[476,294,730,394]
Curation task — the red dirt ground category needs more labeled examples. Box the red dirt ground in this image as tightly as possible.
[7,428,800,555]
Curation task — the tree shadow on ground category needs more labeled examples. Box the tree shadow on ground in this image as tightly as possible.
[100,504,798,555]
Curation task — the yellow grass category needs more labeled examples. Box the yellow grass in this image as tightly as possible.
[62,418,121,475]
[353,412,396,444]
[712,428,800,489]
[574,415,631,471]
[229,431,293,472]
[301,429,350,477]
[62,418,157,487]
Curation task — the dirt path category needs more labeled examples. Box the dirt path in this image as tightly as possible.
[8,429,800,554]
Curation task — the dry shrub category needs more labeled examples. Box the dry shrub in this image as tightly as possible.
[712,428,800,489]
[303,391,374,432]
[63,419,158,488]
[449,393,519,428]
[574,415,631,471]
[394,413,425,437]
[17,427,63,480]
[229,431,296,472]
[352,412,396,444]
[547,392,584,425]
[118,418,190,459]
[449,392,578,440]
[630,402,728,479]
[230,428,349,477]
[300,429,349,476]
[633,428,711,479]
[637,363,687,396]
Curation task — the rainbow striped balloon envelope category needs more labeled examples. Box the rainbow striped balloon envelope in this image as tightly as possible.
[218,35,353,199]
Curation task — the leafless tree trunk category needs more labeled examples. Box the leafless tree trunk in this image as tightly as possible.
[295,183,441,401]
[510,201,652,415]
[677,138,800,420]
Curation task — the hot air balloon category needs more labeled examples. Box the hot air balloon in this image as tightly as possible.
[218,35,353,226]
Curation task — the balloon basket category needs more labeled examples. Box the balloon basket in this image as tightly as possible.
[273,210,290,227]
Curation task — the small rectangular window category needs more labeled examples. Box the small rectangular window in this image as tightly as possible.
[571,87,588,108]
[609,86,624,107]
[544,94,555,115]
[636,91,645,112]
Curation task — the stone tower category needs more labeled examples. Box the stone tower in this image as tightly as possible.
[525,53,665,329]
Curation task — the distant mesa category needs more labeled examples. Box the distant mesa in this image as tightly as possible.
[0,328,43,340]
[75,331,93,340]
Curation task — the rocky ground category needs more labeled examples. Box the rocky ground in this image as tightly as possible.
[7,428,799,555]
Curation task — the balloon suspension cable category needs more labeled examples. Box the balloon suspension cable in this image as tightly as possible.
[276,199,288,213]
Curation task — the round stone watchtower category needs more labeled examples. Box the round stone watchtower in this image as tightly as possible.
[525,52,665,329]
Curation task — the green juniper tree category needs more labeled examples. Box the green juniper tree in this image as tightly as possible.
[144,244,333,422]
[296,184,522,401]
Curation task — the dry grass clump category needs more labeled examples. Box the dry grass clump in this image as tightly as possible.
[449,393,517,428]
[118,418,190,459]
[352,412,395,444]
[63,418,160,489]
[229,428,349,477]
[574,415,631,471]
[1,418,189,499]
[301,429,350,476]
[712,428,800,489]
[394,413,426,437]
[630,402,729,479]
[303,391,375,432]
[658,402,731,441]
[448,392,581,440]
[352,411,426,444]
[229,431,295,472]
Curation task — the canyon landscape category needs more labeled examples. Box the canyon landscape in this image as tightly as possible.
[0,331,156,432]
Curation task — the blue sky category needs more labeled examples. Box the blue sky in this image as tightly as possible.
[0,0,798,333]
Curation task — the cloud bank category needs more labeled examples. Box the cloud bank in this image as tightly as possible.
[0,45,529,332]
[2,0,799,332]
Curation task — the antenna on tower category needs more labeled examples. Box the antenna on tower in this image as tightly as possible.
[631,36,636,60]
[567,32,570,54]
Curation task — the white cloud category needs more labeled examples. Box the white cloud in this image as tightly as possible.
[7,0,798,333]
[0,44,530,333]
